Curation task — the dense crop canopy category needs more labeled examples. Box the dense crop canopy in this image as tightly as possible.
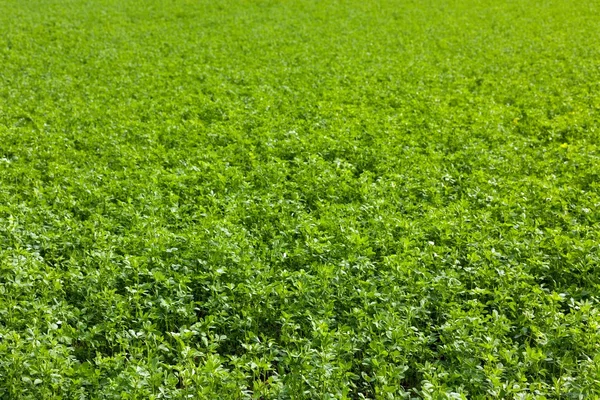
[1,0,599,398]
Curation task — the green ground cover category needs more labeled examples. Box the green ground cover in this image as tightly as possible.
[1,0,600,398]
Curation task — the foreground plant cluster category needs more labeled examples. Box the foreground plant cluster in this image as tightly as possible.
[1,0,599,398]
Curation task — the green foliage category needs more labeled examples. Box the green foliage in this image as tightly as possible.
[1,0,600,398]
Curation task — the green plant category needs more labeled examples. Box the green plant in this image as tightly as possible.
[1,0,599,398]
